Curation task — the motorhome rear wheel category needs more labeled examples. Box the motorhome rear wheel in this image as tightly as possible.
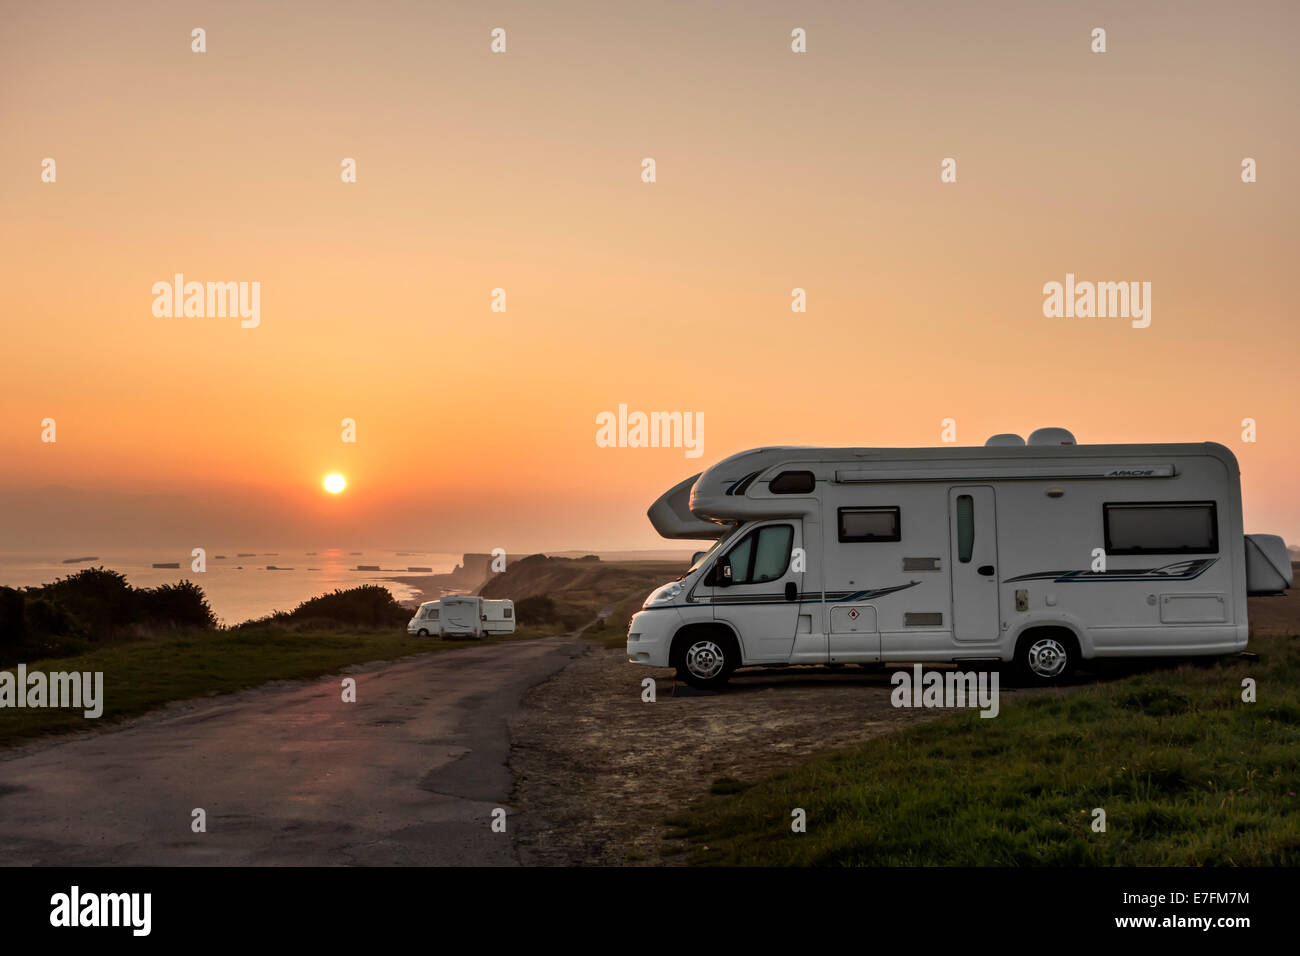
[1014,629,1079,685]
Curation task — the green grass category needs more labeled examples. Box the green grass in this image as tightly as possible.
[0,624,559,749]
[583,590,649,649]
[667,636,1300,866]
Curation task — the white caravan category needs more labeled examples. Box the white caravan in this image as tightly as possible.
[627,429,1292,688]
[406,596,516,638]
[481,598,516,635]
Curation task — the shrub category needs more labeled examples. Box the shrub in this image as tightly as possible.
[41,567,133,635]
[135,580,218,630]
[516,595,558,625]
[0,587,25,646]
[279,585,410,628]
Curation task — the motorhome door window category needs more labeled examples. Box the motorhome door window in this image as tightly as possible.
[723,524,794,584]
[751,525,794,582]
[956,495,975,562]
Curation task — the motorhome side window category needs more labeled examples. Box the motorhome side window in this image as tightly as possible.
[770,470,815,494]
[503,608,512,619]
[1103,501,1219,555]
[838,507,901,543]
[722,524,794,584]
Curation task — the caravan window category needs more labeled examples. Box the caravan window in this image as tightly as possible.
[1104,502,1218,555]
[770,471,815,494]
[722,524,794,584]
[503,608,512,619]
[838,507,901,543]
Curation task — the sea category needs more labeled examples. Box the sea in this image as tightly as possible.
[0,548,462,627]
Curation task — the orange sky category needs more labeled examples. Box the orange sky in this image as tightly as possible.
[1,0,1297,552]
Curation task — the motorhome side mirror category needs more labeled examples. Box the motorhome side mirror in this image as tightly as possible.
[691,551,706,566]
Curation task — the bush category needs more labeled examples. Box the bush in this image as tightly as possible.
[0,587,25,646]
[278,585,410,628]
[41,567,133,635]
[135,580,218,630]
[0,568,219,665]
[516,595,558,625]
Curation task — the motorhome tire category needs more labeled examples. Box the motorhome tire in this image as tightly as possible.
[674,630,737,689]
[416,628,429,637]
[1014,630,1078,685]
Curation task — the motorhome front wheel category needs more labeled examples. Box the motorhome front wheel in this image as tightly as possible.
[678,637,733,689]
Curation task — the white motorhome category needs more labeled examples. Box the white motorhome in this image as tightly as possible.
[406,596,516,638]
[408,600,442,636]
[627,429,1292,688]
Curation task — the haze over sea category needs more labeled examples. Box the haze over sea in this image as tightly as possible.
[0,548,461,626]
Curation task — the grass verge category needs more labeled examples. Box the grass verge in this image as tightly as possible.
[667,635,1300,865]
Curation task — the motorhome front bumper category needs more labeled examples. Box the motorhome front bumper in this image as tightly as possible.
[627,608,681,667]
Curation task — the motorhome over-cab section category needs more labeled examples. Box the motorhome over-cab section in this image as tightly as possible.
[631,432,1291,688]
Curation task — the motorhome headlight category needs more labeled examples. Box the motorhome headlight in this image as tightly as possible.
[644,581,683,608]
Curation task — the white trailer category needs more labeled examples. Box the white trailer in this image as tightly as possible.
[481,599,516,635]
[627,429,1292,688]
[406,596,516,638]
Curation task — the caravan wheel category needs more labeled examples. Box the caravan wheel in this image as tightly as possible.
[1014,631,1077,685]
[416,628,429,637]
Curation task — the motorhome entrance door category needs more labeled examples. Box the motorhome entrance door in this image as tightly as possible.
[710,521,804,662]
[948,486,1000,642]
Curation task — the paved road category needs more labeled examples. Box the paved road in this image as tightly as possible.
[0,637,584,865]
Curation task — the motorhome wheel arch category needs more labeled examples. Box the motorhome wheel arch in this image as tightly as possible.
[628,431,1291,689]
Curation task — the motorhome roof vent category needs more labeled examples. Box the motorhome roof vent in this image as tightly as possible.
[1027,427,1077,446]
[984,434,1026,447]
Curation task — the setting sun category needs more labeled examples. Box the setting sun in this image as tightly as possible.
[323,473,346,494]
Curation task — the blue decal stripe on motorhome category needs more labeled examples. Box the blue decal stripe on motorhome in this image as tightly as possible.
[837,582,921,601]
[1004,558,1217,584]
[711,594,820,605]
[708,581,921,606]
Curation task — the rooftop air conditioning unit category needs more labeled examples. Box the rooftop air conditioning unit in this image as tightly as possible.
[1027,427,1077,446]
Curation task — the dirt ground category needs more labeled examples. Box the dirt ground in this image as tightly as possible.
[507,649,1040,865]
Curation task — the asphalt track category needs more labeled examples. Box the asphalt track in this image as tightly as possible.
[0,637,584,865]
